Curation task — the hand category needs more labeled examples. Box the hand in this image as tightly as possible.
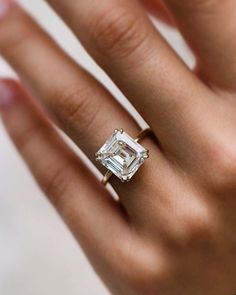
[0,0,236,294]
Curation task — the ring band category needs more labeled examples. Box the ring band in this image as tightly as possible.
[135,128,152,143]
[95,128,151,185]
[102,170,114,185]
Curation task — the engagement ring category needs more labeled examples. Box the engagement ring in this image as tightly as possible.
[95,129,150,185]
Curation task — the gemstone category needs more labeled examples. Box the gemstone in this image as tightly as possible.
[96,129,149,182]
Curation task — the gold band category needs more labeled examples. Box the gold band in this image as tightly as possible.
[135,128,152,143]
[102,128,151,185]
[102,170,113,185]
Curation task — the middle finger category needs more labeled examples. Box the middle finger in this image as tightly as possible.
[47,0,213,156]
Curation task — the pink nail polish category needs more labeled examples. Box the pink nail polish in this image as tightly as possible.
[0,80,16,110]
[0,0,11,20]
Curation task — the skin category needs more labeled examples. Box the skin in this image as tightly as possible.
[0,0,236,294]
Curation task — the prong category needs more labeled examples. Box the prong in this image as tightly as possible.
[121,175,130,182]
[95,154,101,161]
[114,128,124,134]
[143,150,150,159]
[139,158,145,164]
[143,154,149,159]
[126,176,131,182]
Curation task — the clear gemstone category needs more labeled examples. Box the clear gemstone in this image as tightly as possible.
[96,129,149,182]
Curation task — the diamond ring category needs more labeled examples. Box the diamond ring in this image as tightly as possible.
[95,128,151,185]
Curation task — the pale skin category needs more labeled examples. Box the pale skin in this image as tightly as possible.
[0,0,236,294]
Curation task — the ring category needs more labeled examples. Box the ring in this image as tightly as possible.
[95,128,151,185]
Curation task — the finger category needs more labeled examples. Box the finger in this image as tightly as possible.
[0,1,140,166]
[45,0,212,157]
[0,2,172,222]
[162,0,236,90]
[139,0,175,26]
[0,79,131,281]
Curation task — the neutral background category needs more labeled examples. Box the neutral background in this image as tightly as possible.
[0,1,194,294]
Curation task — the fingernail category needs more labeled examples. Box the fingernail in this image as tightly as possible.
[0,80,16,110]
[0,0,12,20]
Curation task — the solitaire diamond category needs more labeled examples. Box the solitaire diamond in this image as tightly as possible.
[96,129,149,182]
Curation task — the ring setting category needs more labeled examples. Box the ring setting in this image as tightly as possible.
[95,129,150,185]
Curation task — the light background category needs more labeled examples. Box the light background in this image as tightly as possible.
[0,1,194,294]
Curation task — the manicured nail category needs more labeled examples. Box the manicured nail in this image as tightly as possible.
[0,80,16,110]
[0,0,11,20]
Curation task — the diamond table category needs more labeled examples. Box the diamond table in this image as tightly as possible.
[96,129,149,182]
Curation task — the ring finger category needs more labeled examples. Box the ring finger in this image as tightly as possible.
[0,1,171,216]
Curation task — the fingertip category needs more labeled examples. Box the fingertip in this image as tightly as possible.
[0,78,21,111]
[0,0,14,21]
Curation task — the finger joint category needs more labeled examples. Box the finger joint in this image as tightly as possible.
[51,85,101,138]
[90,7,147,61]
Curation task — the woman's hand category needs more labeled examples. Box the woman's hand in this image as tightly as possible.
[0,0,236,294]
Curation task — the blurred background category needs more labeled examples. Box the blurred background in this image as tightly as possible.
[0,1,194,294]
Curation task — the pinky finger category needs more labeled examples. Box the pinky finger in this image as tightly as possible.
[0,79,130,283]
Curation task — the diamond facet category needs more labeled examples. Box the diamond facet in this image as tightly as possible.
[96,129,149,182]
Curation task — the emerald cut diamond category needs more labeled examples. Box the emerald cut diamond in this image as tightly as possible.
[96,129,149,182]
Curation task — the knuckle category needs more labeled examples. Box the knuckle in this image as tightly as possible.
[174,198,214,246]
[15,126,70,206]
[125,261,170,294]
[91,7,146,60]
[43,164,70,206]
[119,241,168,293]
[52,85,100,135]
[0,11,35,54]
[180,216,216,258]
[183,214,213,244]
[126,266,163,292]
[15,124,41,155]
[204,140,236,190]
